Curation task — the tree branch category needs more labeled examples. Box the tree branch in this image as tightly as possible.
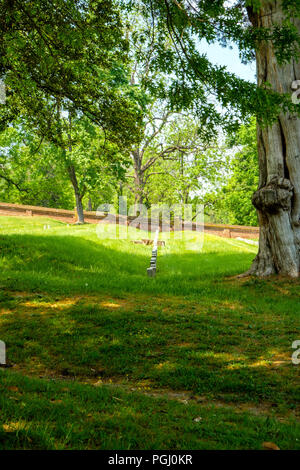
[0,172,28,192]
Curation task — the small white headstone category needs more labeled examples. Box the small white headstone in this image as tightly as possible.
[147,267,156,277]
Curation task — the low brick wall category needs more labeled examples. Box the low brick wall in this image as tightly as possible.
[0,202,107,224]
[204,223,259,239]
[0,202,259,239]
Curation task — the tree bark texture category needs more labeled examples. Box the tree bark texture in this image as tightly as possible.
[132,149,146,205]
[67,164,85,224]
[248,0,300,276]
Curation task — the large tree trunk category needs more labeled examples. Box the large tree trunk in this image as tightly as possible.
[132,149,145,205]
[74,192,85,224]
[134,174,145,205]
[248,1,300,277]
[67,165,85,224]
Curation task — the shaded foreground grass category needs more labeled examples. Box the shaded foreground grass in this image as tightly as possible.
[1,371,299,450]
[0,216,299,449]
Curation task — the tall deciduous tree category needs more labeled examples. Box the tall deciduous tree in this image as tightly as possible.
[247,1,300,276]
[0,117,128,222]
[124,4,214,205]
[128,108,206,205]
[141,116,224,206]
[60,115,129,223]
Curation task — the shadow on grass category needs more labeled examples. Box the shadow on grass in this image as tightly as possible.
[0,233,299,318]
[0,233,255,297]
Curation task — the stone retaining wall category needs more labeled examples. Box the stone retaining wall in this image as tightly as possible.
[0,202,259,239]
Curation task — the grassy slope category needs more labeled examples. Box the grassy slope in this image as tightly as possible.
[0,216,299,450]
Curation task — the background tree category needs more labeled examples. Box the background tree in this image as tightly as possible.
[0,124,73,208]
[127,108,210,205]
[60,115,129,223]
[0,118,128,220]
[208,118,259,226]
[124,3,214,206]
[142,116,225,206]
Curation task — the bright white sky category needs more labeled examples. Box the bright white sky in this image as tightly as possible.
[199,40,256,83]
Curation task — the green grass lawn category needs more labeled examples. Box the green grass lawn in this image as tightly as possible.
[0,216,299,450]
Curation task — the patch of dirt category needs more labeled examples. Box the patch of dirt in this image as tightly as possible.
[8,359,299,422]
[94,380,299,421]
